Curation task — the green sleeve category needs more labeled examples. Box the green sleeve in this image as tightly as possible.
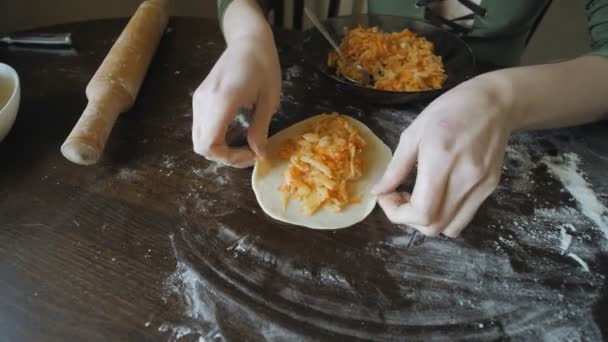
[217,0,233,30]
[587,0,608,57]
[217,0,269,30]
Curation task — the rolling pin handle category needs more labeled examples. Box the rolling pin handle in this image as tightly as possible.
[61,99,122,165]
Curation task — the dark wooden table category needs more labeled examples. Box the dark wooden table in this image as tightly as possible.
[1,18,607,341]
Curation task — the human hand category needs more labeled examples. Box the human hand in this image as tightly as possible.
[372,77,514,237]
[192,34,281,168]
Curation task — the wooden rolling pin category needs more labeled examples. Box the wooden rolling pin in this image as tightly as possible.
[61,0,169,165]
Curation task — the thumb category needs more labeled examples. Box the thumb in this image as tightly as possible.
[247,94,277,160]
[372,133,418,195]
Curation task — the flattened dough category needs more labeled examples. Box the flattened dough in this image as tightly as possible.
[252,115,392,230]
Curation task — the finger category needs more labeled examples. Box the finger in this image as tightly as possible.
[405,223,444,237]
[193,89,239,146]
[372,131,417,195]
[406,146,452,226]
[441,177,497,238]
[247,93,277,160]
[192,88,256,167]
[439,158,502,237]
[378,192,442,236]
[425,158,501,238]
[377,192,410,213]
[204,144,256,168]
[377,192,415,224]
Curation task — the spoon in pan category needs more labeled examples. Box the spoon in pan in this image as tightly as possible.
[303,8,372,86]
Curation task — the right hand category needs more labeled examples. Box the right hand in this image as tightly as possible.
[192,34,281,168]
[372,76,513,237]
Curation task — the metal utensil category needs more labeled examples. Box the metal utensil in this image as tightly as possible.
[1,33,72,46]
[406,231,418,249]
[303,8,372,86]
[7,46,78,56]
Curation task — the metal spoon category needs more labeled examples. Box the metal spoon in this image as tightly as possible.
[303,8,372,86]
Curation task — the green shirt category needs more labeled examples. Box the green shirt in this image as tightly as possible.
[218,0,608,66]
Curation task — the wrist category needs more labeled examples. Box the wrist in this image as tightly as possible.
[470,72,519,131]
[226,25,274,47]
[223,0,273,45]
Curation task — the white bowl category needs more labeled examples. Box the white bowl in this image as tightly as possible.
[0,63,20,143]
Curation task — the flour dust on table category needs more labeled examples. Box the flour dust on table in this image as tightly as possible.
[160,234,302,342]
[154,118,606,341]
[542,152,608,239]
[153,36,608,339]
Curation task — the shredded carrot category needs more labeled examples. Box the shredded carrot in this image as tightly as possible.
[328,26,447,91]
[278,113,366,215]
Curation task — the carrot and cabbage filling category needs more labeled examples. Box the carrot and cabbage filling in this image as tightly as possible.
[328,26,447,91]
[278,113,366,215]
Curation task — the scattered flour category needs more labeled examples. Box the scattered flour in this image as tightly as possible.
[509,206,591,257]
[503,145,535,193]
[158,324,198,341]
[566,253,590,272]
[159,234,297,341]
[160,235,223,341]
[234,112,250,129]
[179,194,235,218]
[161,154,177,169]
[116,168,141,182]
[559,225,574,254]
[284,65,303,81]
[192,163,228,185]
[542,152,608,239]
[533,207,582,223]
[176,168,237,219]
[159,154,187,177]
[389,235,412,247]
[225,236,249,254]
[281,93,300,105]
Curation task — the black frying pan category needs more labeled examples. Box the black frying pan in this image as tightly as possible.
[301,15,476,105]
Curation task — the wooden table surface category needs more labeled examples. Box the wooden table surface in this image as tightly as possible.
[1,18,607,341]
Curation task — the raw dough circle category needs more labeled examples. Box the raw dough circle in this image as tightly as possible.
[252,115,393,230]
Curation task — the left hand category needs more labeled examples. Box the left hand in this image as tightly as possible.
[372,76,514,237]
[191,32,281,168]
